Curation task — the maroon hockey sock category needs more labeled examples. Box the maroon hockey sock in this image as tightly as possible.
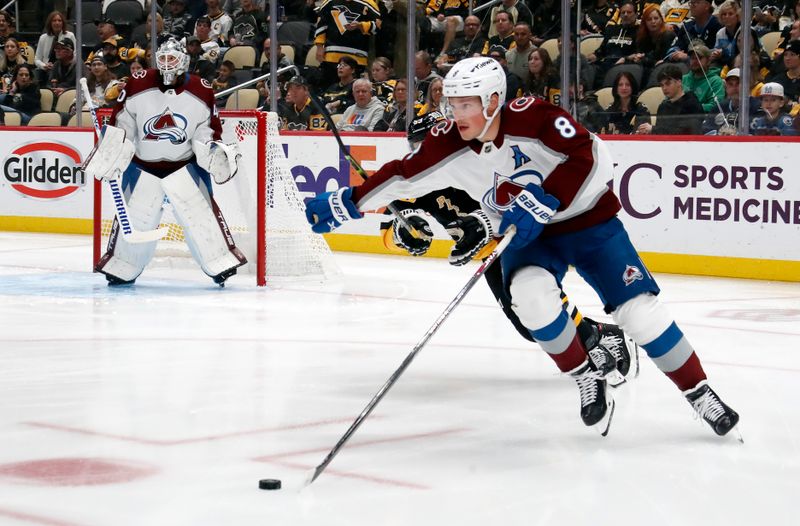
[546,333,589,373]
[665,352,707,391]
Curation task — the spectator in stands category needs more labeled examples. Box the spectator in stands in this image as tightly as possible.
[484,0,533,38]
[710,1,740,68]
[260,38,293,72]
[86,18,143,66]
[774,11,800,61]
[203,0,234,45]
[581,0,616,36]
[337,77,384,131]
[435,15,486,73]
[212,59,236,108]
[98,39,131,80]
[279,75,326,130]
[186,36,217,82]
[0,10,21,48]
[731,49,767,96]
[670,0,721,60]
[482,11,515,55]
[229,0,268,48]
[313,0,381,88]
[750,82,797,134]
[682,42,724,113]
[505,22,535,85]
[635,5,678,75]
[525,48,559,104]
[102,0,146,13]
[0,38,25,79]
[84,53,120,109]
[370,57,396,104]
[571,79,607,132]
[532,0,560,44]
[418,77,444,115]
[487,45,523,100]
[321,56,357,116]
[414,51,441,103]
[0,65,40,125]
[164,0,195,39]
[34,11,75,86]
[93,17,125,50]
[132,13,165,50]
[768,40,800,103]
[195,16,223,65]
[423,0,469,59]
[752,1,781,37]
[47,38,77,97]
[701,68,760,135]
[637,64,704,134]
[603,70,651,134]
[586,0,639,81]
[374,78,416,132]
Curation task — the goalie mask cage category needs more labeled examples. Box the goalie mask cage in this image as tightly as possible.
[92,110,340,286]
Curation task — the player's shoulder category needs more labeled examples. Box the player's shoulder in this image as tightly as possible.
[183,74,216,103]
[423,118,463,150]
[501,96,565,134]
[123,68,159,96]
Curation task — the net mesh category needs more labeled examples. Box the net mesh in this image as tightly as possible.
[97,111,340,284]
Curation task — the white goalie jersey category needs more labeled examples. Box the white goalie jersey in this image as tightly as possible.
[110,68,222,176]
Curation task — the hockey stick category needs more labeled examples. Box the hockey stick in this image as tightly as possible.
[307,94,421,237]
[304,226,516,486]
[80,78,168,244]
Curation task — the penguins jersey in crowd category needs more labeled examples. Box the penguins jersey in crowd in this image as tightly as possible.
[110,68,222,177]
[351,96,619,236]
[314,0,381,66]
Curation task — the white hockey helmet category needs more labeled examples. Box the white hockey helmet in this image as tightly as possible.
[442,57,506,138]
[155,37,190,85]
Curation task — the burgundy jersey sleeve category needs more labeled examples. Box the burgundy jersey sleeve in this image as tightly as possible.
[503,98,597,211]
[184,74,222,142]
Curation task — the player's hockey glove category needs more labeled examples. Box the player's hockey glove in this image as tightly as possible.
[498,183,560,249]
[445,210,495,266]
[194,140,241,184]
[83,125,135,182]
[305,186,363,233]
[392,209,434,256]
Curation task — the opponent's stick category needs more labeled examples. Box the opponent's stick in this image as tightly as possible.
[80,78,168,244]
[307,94,421,237]
[305,226,517,486]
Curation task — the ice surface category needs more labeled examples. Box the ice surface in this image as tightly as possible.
[0,232,797,526]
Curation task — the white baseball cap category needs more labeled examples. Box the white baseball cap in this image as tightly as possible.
[726,68,740,79]
[761,82,785,98]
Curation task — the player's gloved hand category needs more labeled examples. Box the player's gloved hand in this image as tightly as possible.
[392,209,434,256]
[84,124,135,182]
[498,183,560,249]
[305,186,363,233]
[445,210,495,266]
[208,141,241,184]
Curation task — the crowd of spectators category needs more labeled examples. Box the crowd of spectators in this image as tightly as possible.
[1,0,800,135]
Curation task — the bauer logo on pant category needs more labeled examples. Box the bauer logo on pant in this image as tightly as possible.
[2,141,86,199]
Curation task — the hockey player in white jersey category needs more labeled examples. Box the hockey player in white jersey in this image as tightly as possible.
[306,57,740,438]
[87,37,247,286]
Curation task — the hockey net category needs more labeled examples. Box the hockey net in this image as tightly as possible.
[93,110,340,285]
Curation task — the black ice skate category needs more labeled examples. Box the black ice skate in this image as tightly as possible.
[104,273,135,287]
[212,267,238,287]
[570,351,616,436]
[588,319,640,387]
[684,381,740,438]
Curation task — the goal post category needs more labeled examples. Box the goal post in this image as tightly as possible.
[92,109,340,286]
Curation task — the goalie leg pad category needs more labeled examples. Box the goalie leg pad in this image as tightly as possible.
[95,168,166,281]
[161,164,247,278]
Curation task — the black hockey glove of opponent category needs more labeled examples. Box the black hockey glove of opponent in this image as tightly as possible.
[392,209,434,256]
[445,210,495,266]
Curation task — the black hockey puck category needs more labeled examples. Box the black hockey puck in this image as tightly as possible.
[258,478,281,490]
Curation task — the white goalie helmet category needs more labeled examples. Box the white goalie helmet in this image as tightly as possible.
[443,56,506,138]
[156,37,190,85]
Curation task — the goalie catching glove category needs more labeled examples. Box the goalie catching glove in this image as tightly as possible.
[445,210,495,266]
[194,140,242,184]
[390,209,434,256]
[498,183,560,249]
[83,125,135,182]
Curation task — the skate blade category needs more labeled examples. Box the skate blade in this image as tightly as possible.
[626,336,641,379]
[594,398,615,437]
[731,426,744,444]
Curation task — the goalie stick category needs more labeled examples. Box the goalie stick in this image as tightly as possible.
[308,94,422,238]
[80,78,168,244]
[304,226,516,486]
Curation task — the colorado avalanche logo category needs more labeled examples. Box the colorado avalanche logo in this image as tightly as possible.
[483,169,544,212]
[622,265,643,286]
[143,108,188,144]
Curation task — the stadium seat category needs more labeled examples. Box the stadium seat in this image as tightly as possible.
[39,88,54,112]
[105,0,144,27]
[637,86,666,114]
[602,63,643,88]
[21,45,34,64]
[277,21,313,49]
[761,31,782,57]
[81,1,103,23]
[3,112,21,126]
[644,61,688,88]
[260,45,296,67]
[579,36,603,57]
[68,112,94,127]
[223,46,257,69]
[129,23,147,47]
[27,112,63,126]
[224,88,260,109]
[305,46,320,67]
[594,87,613,109]
[81,22,101,52]
[55,89,76,114]
[540,38,559,60]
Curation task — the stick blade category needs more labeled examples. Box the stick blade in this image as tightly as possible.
[124,226,169,244]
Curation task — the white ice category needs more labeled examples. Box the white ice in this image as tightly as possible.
[0,232,797,526]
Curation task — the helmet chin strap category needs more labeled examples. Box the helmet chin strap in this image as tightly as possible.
[477,105,500,142]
